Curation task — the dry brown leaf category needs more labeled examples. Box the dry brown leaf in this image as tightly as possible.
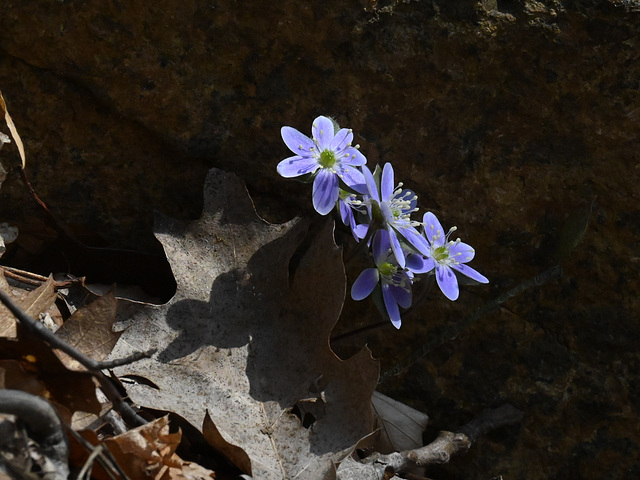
[0,88,25,169]
[0,359,48,398]
[104,416,215,480]
[0,272,58,338]
[0,333,102,423]
[21,275,57,319]
[111,167,379,479]
[201,410,251,474]
[372,391,429,454]
[55,289,119,369]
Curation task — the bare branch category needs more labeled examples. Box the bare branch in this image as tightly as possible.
[0,287,149,427]
[337,403,523,479]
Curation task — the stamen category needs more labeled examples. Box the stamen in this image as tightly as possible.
[445,227,458,242]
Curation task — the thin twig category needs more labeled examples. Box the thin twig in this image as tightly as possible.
[0,288,155,371]
[0,287,150,427]
[459,403,524,443]
[1,266,82,289]
[330,320,388,344]
[66,427,131,480]
[77,443,104,480]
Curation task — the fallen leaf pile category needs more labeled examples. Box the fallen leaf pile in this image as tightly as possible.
[0,89,444,480]
[110,168,380,479]
[0,167,400,479]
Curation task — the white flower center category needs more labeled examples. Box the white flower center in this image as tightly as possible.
[430,226,465,265]
[382,185,420,228]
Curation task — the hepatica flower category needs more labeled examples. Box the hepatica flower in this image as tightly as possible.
[362,163,429,268]
[338,189,369,241]
[276,114,491,329]
[351,230,424,328]
[277,116,367,215]
[421,211,489,301]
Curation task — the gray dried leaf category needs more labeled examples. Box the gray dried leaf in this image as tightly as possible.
[111,168,379,479]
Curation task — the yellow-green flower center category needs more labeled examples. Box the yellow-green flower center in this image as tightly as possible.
[378,262,396,277]
[319,150,337,168]
[434,245,449,262]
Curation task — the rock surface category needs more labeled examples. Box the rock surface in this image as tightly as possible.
[1,1,639,478]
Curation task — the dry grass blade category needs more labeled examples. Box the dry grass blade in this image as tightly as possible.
[0,88,25,168]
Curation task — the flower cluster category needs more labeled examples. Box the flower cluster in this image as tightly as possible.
[277,115,488,328]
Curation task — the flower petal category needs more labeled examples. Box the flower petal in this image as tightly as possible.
[312,169,339,215]
[352,223,369,240]
[382,284,402,329]
[422,211,445,245]
[389,284,412,309]
[452,263,489,284]
[381,163,395,200]
[281,126,315,154]
[388,228,406,268]
[340,166,366,191]
[277,156,319,178]
[372,229,391,264]
[312,116,335,150]
[351,268,379,300]
[339,200,355,227]
[362,165,380,202]
[399,226,431,256]
[436,265,459,301]
[414,256,436,274]
[330,128,353,151]
[405,253,425,272]
[380,201,395,225]
[449,241,476,263]
[343,147,367,167]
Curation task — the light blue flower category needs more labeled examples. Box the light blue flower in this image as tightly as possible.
[362,163,429,268]
[338,189,369,241]
[420,211,489,301]
[351,230,424,328]
[277,116,367,215]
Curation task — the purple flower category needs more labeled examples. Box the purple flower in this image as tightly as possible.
[277,116,367,215]
[420,211,489,301]
[351,230,424,329]
[362,163,429,268]
[338,189,368,241]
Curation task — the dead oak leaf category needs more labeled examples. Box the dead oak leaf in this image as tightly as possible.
[104,415,216,480]
[111,168,379,479]
[0,272,57,338]
[55,289,119,369]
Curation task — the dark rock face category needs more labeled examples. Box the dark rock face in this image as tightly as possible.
[1,1,639,478]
